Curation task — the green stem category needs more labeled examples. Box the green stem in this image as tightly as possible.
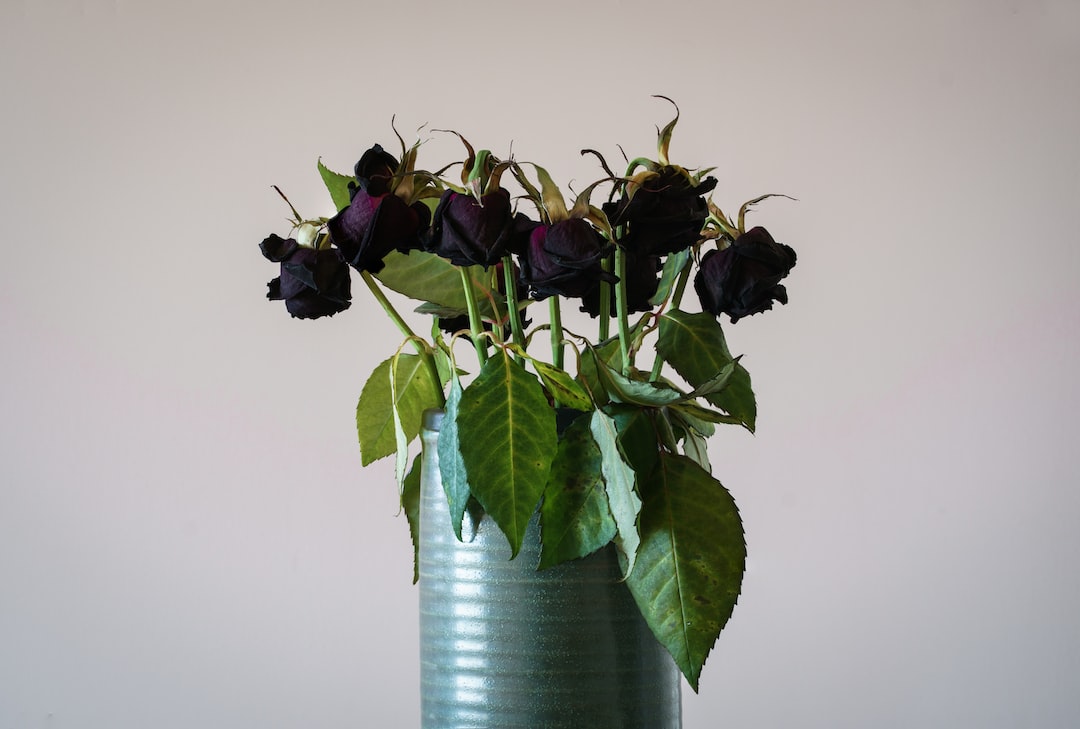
[501,256,525,352]
[361,271,445,407]
[614,246,631,376]
[549,297,564,370]
[459,267,489,365]
[598,255,612,342]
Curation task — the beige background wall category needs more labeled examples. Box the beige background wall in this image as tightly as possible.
[2,1,1078,726]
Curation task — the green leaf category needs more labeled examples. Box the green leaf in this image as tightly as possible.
[456,350,557,557]
[608,404,660,478]
[376,251,498,319]
[586,348,685,407]
[538,416,615,569]
[591,409,642,576]
[533,360,593,411]
[356,354,443,466]
[656,310,757,432]
[436,379,472,541]
[318,159,353,212]
[625,452,746,691]
[401,453,422,584]
[650,249,690,307]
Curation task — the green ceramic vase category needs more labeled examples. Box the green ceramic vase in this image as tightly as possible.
[418,410,682,729]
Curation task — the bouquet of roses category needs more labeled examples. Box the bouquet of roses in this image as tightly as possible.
[258,99,796,689]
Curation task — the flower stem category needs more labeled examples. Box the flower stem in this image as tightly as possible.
[549,296,564,370]
[361,271,445,406]
[501,256,525,352]
[598,256,612,342]
[459,267,489,365]
[614,246,631,376]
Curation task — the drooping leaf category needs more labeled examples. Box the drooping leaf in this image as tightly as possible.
[356,353,443,465]
[401,453,422,584]
[318,159,353,212]
[533,359,593,411]
[436,378,472,541]
[538,416,615,569]
[375,251,497,318]
[456,349,557,557]
[586,348,685,407]
[608,404,660,478]
[591,409,642,576]
[656,310,756,431]
[650,249,690,307]
[625,452,746,691]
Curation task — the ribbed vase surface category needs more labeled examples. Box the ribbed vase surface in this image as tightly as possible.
[418,410,681,729]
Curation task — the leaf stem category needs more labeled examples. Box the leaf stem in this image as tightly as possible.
[361,271,445,407]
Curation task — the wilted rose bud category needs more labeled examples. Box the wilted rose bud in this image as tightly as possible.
[426,188,536,268]
[327,190,430,274]
[579,251,661,318]
[694,226,796,323]
[351,144,398,197]
[260,234,352,319]
[604,167,717,257]
[518,219,615,300]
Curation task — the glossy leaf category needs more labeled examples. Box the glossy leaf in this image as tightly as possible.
[538,416,615,569]
[591,409,642,576]
[456,350,557,557]
[436,378,472,541]
[356,354,443,466]
[656,310,756,432]
[625,452,746,691]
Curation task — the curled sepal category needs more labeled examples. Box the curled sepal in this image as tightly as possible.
[625,452,746,691]
[568,178,616,240]
[515,162,569,223]
[432,128,477,190]
[737,193,798,233]
[653,94,680,166]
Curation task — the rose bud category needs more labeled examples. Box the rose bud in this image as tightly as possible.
[260,234,352,319]
[350,144,398,197]
[604,167,717,257]
[327,190,430,274]
[426,188,536,268]
[694,226,796,323]
[518,219,616,300]
[579,251,661,318]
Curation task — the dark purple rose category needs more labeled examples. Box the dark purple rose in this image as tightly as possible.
[327,190,430,274]
[604,167,717,256]
[260,234,352,319]
[426,188,536,268]
[518,219,616,300]
[694,226,796,323]
[579,251,661,318]
[350,144,398,197]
